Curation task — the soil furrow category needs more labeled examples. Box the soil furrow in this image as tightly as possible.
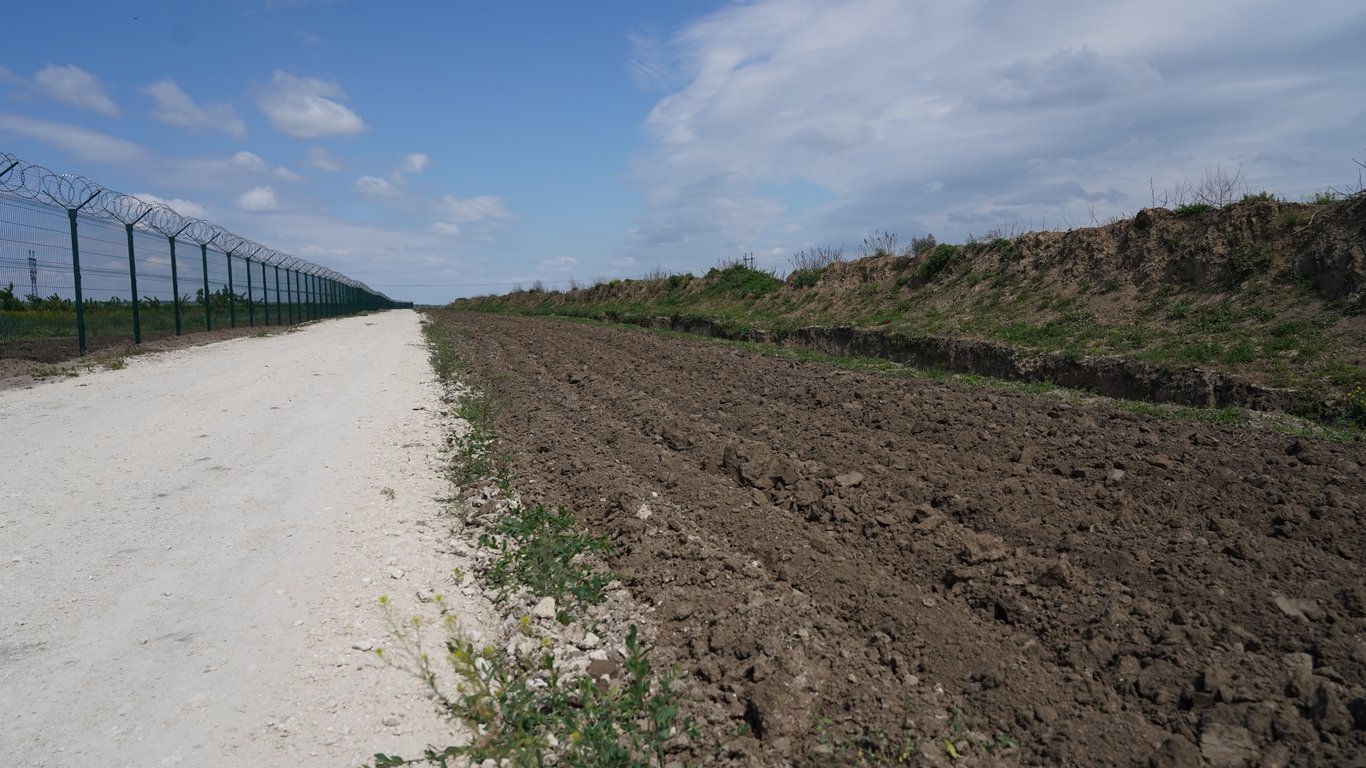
[436,310,1364,767]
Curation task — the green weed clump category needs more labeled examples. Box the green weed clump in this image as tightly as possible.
[790,268,824,288]
[1175,202,1214,217]
[917,243,960,281]
[372,621,691,768]
[477,503,612,621]
[704,263,783,298]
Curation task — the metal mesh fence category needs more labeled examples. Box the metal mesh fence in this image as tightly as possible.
[0,150,405,361]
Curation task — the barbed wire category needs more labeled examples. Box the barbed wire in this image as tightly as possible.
[0,149,386,298]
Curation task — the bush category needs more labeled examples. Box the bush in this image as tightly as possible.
[910,234,937,258]
[917,243,959,281]
[0,283,24,312]
[703,264,783,297]
[1175,203,1213,217]
[790,268,823,288]
[790,246,843,271]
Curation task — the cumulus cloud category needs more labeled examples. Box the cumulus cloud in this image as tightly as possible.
[142,80,246,138]
[400,153,429,173]
[0,112,146,165]
[430,194,515,239]
[237,185,278,211]
[255,71,365,138]
[630,0,1366,259]
[230,151,268,173]
[439,194,513,223]
[32,64,119,115]
[355,175,400,197]
[130,193,207,220]
[538,256,579,271]
[305,146,342,171]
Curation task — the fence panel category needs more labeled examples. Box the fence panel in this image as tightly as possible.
[0,150,405,360]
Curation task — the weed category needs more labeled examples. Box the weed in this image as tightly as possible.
[1165,236,1183,251]
[380,486,396,501]
[372,612,691,767]
[1242,190,1278,203]
[860,231,900,259]
[1165,300,1192,320]
[790,246,844,272]
[477,503,612,620]
[1345,385,1366,427]
[1175,203,1214,217]
[1099,278,1123,294]
[790,268,824,288]
[917,243,959,281]
[1277,209,1305,228]
[1307,189,1341,205]
[703,263,782,298]
[909,233,937,258]
[1226,245,1272,284]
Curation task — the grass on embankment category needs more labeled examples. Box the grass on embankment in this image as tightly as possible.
[454,196,1366,429]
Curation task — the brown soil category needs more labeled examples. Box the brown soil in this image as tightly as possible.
[434,310,1366,767]
[0,325,300,389]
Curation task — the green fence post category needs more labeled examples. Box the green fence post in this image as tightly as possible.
[273,265,282,325]
[199,237,216,331]
[261,261,270,325]
[225,248,237,328]
[167,224,191,336]
[244,254,254,326]
[66,191,100,355]
[289,268,298,324]
[124,209,151,344]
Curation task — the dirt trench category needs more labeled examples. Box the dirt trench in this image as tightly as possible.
[435,311,1365,767]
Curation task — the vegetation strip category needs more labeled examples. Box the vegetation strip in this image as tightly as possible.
[367,317,701,767]
[454,193,1365,431]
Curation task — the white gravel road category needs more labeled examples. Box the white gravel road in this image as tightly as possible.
[0,310,487,766]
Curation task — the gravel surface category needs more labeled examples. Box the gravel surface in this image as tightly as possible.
[0,310,486,766]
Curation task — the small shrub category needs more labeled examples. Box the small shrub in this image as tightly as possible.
[790,246,844,271]
[1278,209,1305,228]
[703,264,782,298]
[1225,245,1272,284]
[1307,190,1341,205]
[790,268,824,288]
[860,231,900,259]
[917,243,959,281]
[477,503,612,618]
[910,234,937,258]
[1242,191,1278,203]
[1344,385,1366,427]
[1166,299,1192,320]
[1175,203,1213,217]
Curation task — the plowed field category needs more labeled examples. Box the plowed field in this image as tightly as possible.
[434,311,1365,767]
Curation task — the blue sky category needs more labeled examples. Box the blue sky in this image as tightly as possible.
[2,0,1363,304]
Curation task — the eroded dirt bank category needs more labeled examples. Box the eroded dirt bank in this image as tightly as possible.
[435,310,1365,767]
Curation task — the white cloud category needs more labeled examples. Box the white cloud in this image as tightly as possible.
[230,151,268,173]
[355,175,400,197]
[237,185,277,211]
[142,80,245,138]
[0,112,146,164]
[439,194,513,223]
[430,194,515,240]
[130,193,208,220]
[631,0,1366,256]
[273,166,304,182]
[255,71,365,139]
[613,256,640,268]
[33,64,119,116]
[305,146,343,171]
[538,256,579,272]
[400,153,429,173]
